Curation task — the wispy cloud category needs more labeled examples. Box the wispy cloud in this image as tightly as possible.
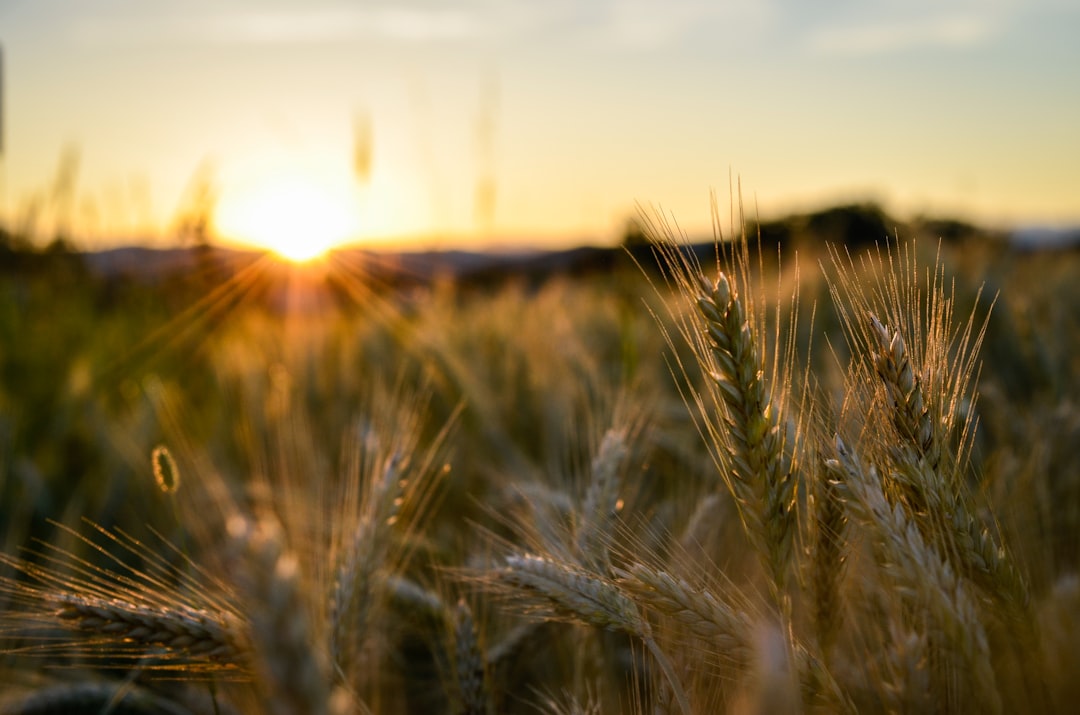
[65,1,777,52]
[806,14,1000,56]
[211,8,483,44]
[68,5,487,47]
[598,0,775,51]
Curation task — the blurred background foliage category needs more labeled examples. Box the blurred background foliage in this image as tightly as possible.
[1,211,1078,709]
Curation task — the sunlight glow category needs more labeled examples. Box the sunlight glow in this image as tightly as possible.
[216,173,362,262]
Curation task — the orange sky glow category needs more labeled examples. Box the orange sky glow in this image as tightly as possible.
[1,1,1078,253]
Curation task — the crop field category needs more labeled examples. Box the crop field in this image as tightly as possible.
[0,215,1078,714]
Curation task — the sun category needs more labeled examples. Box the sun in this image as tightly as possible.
[216,173,361,262]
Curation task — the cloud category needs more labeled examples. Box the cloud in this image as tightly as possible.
[61,1,781,52]
[68,5,487,47]
[211,8,483,44]
[598,0,776,51]
[806,14,1000,56]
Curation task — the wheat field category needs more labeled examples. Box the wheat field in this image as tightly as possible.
[1,212,1078,714]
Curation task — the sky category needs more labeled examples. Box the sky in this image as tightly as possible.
[1,0,1078,253]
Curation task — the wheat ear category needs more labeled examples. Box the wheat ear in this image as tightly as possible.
[52,592,247,662]
[695,272,797,609]
[868,313,1030,613]
[497,554,690,715]
[0,682,197,715]
[614,562,754,662]
[831,437,1002,714]
[330,452,405,671]
[227,513,333,715]
[617,562,852,712]
[575,428,628,572]
[499,554,644,634]
[868,313,944,470]
[453,599,492,715]
[0,521,247,677]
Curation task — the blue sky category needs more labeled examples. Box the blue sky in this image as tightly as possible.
[1,0,1078,250]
